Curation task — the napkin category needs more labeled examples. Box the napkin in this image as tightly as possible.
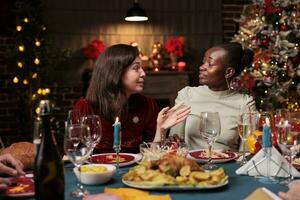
[104,187,172,200]
[245,187,281,200]
[236,147,300,177]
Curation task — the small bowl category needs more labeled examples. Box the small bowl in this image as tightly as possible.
[73,164,116,185]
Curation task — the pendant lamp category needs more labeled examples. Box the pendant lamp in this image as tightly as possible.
[125,0,148,22]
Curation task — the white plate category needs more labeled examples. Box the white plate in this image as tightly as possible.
[89,153,141,167]
[187,149,238,163]
[122,177,228,190]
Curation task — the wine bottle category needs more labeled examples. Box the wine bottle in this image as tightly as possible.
[34,100,65,200]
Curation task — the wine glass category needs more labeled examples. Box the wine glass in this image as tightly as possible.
[277,110,300,184]
[81,115,102,151]
[67,109,81,125]
[199,112,221,170]
[64,124,94,197]
[237,111,257,165]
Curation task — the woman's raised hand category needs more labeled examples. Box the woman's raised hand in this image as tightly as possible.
[157,103,191,130]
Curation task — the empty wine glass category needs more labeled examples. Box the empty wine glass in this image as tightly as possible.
[81,115,102,151]
[67,109,81,125]
[277,110,300,184]
[64,124,93,197]
[199,112,221,170]
[237,111,258,165]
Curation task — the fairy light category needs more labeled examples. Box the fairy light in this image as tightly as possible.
[35,40,41,46]
[13,77,19,83]
[32,94,37,100]
[17,62,23,68]
[34,58,40,65]
[44,88,50,94]
[37,88,42,94]
[23,18,29,23]
[18,45,25,52]
[16,25,22,31]
[42,26,46,31]
[35,107,40,115]
[265,90,268,94]
[23,79,28,85]
[32,73,37,78]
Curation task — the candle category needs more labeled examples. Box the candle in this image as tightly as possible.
[262,117,272,148]
[113,117,121,148]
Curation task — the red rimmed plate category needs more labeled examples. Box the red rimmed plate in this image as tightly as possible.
[89,153,141,167]
[187,149,238,163]
[5,176,34,198]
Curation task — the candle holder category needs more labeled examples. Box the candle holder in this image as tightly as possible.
[113,117,122,175]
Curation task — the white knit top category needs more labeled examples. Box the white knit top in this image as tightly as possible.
[169,85,255,151]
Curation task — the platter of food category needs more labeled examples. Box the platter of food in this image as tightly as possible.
[187,149,238,163]
[5,176,34,198]
[122,154,229,190]
[89,153,141,167]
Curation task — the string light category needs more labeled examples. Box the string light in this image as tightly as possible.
[35,107,40,115]
[42,26,46,31]
[23,79,28,85]
[23,18,29,23]
[32,73,38,78]
[16,25,22,31]
[13,77,19,83]
[37,88,42,94]
[35,40,41,46]
[34,58,40,65]
[265,90,268,94]
[32,94,37,100]
[18,45,25,52]
[44,88,50,94]
[17,62,23,68]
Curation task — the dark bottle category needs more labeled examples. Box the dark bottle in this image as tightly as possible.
[34,100,65,200]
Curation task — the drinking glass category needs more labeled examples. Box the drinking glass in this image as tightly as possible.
[67,109,81,125]
[81,115,102,151]
[277,110,300,184]
[199,112,221,170]
[64,124,93,198]
[237,112,257,165]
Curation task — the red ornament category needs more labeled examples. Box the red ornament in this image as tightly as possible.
[83,40,106,60]
[280,24,289,31]
[261,38,269,46]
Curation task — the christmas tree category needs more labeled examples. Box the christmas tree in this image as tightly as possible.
[232,0,300,111]
[6,0,67,134]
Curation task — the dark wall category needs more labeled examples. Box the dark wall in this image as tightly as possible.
[0,0,249,146]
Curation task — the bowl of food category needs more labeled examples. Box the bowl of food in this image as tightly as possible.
[73,164,116,185]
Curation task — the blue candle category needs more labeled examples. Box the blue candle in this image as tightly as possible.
[113,117,121,147]
[262,117,272,148]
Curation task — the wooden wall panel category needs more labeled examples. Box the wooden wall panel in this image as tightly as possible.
[44,0,223,85]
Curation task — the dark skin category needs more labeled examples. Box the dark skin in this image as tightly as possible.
[170,47,235,142]
[199,47,234,91]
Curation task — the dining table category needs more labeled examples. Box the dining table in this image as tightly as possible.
[27,159,288,200]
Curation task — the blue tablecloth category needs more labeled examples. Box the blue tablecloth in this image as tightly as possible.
[48,161,287,200]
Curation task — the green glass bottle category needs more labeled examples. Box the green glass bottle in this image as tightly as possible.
[34,100,65,200]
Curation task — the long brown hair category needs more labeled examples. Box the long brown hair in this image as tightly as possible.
[86,44,139,121]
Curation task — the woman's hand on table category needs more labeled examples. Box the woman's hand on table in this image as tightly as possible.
[278,180,300,200]
[83,193,121,200]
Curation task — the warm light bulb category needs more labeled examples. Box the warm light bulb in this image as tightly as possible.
[37,88,42,94]
[32,94,37,100]
[35,40,41,46]
[265,90,268,94]
[35,107,40,115]
[32,73,37,78]
[13,77,19,83]
[42,89,47,95]
[23,18,29,23]
[16,25,22,31]
[23,79,28,85]
[17,62,23,68]
[34,58,40,65]
[45,88,51,94]
[42,26,46,31]
[18,45,25,52]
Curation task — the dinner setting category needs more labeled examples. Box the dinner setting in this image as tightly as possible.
[1,0,300,200]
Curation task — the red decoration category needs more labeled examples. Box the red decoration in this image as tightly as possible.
[83,39,106,60]
[261,38,269,46]
[164,36,185,57]
[240,73,256,91]
[280,24,289,31]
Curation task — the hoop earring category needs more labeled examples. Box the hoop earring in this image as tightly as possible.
[225,77,234,91]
